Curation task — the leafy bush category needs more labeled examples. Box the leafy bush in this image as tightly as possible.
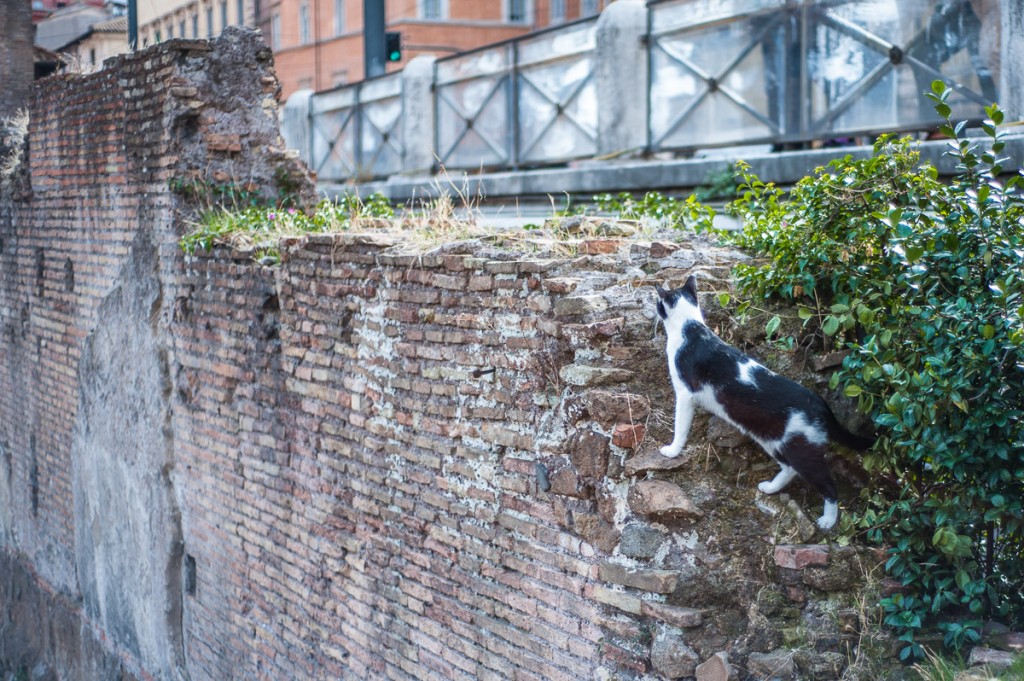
[725,82,1024,660]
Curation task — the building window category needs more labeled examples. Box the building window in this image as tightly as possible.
[236,0,244,24]
[89,48,96,64]
[331,69,348,87]
[179,18,186,37]
[549,0,564,23]
[167,22,174,38]
[582,0,598,15]
[220,1,227,30]
[271,13,281,48]
[155,29,162,42]
[299,2,310,44]
[192,13,198,36]
[420,0,441,19]
[206,5,213,36]
[333,0,344,35]
[507,0,527,23]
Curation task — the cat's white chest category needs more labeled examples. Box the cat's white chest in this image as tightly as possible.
[664,329,686,387]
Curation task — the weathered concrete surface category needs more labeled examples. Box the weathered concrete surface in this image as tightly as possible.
[595,0,648,157]
[401,55,438,175]
[72,227,186,679]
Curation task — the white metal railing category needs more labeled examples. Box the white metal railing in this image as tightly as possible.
[309,71,403,181]
[296,0,998,183]
[648,0,995,151]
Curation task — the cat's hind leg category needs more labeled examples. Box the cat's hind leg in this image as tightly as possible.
[660,388,694,458]
[778,439,840,530]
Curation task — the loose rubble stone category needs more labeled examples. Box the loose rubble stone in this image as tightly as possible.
[591,586,642,615]
[580,239,626,255]
[748,650,796,679]
[574,513,620,554]
[651,629,701,678]
[543,277,581,294]
[810,351,849,371]
[612,423,646,449]
[568,429,611,479]
[628,480,703,519]
[618,522,666,559]
[800,545,865,592]
[988,630,1024,652]
[584,391,650,428]
[641,602,703,628]
[794,650,845,680]
[968,646,1015,669]
[559,365,634,387]
[553,294,608,317]
[598,563,679,593]
[624,449,692,476]
[774,544,830,569]
[649,241,681,258]
[695,652,736,681]
[547,468,583,497]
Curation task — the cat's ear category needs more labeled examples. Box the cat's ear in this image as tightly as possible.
[655,285,669,299]
[683,275,698,299]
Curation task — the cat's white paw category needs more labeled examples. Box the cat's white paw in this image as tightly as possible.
[757,481,777,495]
[660,444,682,458]
[816,501,838,530]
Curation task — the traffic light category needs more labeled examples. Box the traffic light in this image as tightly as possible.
[385,32,401,62]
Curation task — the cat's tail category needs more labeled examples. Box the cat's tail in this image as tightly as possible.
[825,410,876,452]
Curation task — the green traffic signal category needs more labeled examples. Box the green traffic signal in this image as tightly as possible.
[385,31,401,62]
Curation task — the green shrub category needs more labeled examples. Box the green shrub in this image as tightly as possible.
[726,82,1023,661]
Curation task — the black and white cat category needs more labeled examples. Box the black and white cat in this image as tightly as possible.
[655,276,874,530]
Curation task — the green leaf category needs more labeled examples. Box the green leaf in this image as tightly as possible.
[798,307,814,321]
[844,384,863,398]
[765,315,781,337]
[822,316,840,336]
[904,245,925,263]
[718,292,731,307]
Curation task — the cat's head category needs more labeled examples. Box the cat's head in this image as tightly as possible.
[656,275,704,325]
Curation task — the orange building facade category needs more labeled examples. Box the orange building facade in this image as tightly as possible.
[259,0,610,100]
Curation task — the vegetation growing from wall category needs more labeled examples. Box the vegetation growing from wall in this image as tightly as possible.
[176,187,394,257]
[723,83,1024,661]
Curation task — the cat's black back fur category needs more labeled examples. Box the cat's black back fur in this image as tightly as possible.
[677,322,872,449]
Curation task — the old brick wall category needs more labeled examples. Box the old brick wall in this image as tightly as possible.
[168,236,616,679]
[162,232,882,681]
[1,25,886,681]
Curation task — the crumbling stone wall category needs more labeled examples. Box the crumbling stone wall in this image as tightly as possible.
[1,26,890,681]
